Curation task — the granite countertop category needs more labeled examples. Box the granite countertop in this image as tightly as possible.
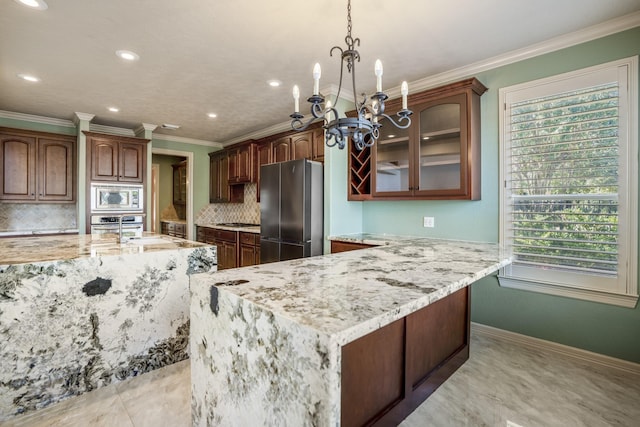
[193,235,511,345]
[0,232,209,265]
[196,223,261,234]
[160,219,187,224]
[328,233,422,246]
[0,228,79,238]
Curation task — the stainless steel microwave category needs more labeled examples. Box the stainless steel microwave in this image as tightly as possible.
[90,183,143,212]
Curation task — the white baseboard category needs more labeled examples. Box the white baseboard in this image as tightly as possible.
[471,322,640,376]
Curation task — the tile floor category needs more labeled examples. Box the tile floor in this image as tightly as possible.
[3,333,639,427]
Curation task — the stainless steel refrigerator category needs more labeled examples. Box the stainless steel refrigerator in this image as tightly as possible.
[260,158,323,263]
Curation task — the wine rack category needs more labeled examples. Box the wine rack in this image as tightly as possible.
[348,144,372,200]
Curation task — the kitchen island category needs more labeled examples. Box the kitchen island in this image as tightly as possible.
[0,233,216,421]
[190,235,511,426]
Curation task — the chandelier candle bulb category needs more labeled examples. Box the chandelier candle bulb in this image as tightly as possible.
[375,59,383,92]
[293,85,300,113]
[313,63,321,95]
[401,81,409,110]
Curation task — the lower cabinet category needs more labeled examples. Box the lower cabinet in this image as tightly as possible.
[239,232,260,267]
[160,221,186,239]
[196,227,260,270]
[341,286,470,426]
[330,240,376,253]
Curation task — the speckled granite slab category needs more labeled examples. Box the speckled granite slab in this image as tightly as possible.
[0,234,216,421]
[190,237,511,425]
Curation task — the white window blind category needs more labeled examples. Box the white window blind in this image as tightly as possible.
[499,57,638,307]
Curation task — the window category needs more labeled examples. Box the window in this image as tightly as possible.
[499,57,638,307]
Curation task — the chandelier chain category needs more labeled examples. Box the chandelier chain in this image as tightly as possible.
[346,0,352,40]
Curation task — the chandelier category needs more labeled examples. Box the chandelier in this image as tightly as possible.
[289,0,412,151]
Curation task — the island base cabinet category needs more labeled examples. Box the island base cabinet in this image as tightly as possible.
[341,287,470,427]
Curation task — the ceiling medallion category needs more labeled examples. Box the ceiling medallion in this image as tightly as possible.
[290,0,412,150]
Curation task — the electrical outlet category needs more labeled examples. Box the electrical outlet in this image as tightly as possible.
[423,216,435,228]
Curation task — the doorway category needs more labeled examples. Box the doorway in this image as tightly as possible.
[151,148,194,240]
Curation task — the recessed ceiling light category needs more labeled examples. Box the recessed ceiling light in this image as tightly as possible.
[207,113,217,118]
[267,80,282,87]
[15,0,48,10]
[422,136,430,140]
[108,107,119,112]
[116,50,139,61]
[387,134,396,138]
[161,123,181,130]
[17,73,40,82]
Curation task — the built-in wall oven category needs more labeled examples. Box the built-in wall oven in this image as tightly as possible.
[90,183,143,213]
[90,215,144,239]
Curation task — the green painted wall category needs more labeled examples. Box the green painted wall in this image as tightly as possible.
[358,27,640,363]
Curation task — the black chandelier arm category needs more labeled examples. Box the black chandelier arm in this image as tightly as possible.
[325,125,347,150]
[377,109,413,129]
[290,113,319,132]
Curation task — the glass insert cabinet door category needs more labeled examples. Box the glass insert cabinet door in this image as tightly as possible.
[372,92,469,197]
[418,96,466,193]
[373,123,411,193]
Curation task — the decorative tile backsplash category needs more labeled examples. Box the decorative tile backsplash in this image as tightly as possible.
[0,204,77,232]
[195,183,260,225]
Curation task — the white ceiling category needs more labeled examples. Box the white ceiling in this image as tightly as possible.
[1,0,639,145]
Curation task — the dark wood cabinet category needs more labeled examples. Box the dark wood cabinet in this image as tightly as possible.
[0,128,75,202]
[160,220,186,239]
[172,160,187,206]
[350,78,486,201]
[85,132,147,184]
[195,226,238,270]
[272,136,291,163]
[311,127,325,162]
[228,143,256,184]
[239,231,260,267]
[291,133,313,160]
[330,240,376,253]
[209,151,243,203]
[341,287,470,426]
[255,142,273,203]
[196,226,261,270]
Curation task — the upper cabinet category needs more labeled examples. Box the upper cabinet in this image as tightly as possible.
[172,160,187,206]
[209,126,323,203]
[228,143,256,184]
[351,78,487,201]
[84,131,148,183]
[209,151,243,203]
[0,128,75,203]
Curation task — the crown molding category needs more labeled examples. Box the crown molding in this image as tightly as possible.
[151,133,222,148]
[89,123,136,137]
[0,110,76,128]
[73,112,95,124]
[136,123,158,133]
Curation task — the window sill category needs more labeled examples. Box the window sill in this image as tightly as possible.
[497,276,639,308]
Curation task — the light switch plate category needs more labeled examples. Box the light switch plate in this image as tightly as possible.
[423,216,435,228]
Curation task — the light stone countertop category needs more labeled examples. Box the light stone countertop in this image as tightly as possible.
[195,223,260,234]
[0,232,209,265]
[328,232,422,246]
[193,235,511,346]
